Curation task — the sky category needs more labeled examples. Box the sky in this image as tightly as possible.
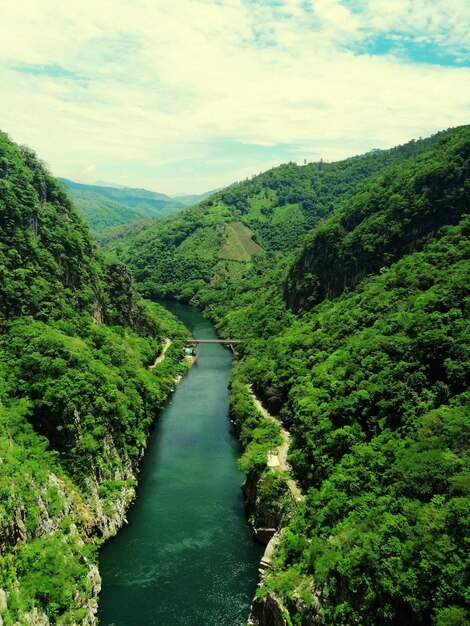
[0,0,469,195]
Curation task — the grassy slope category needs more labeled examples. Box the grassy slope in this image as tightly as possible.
[219,221,264,261]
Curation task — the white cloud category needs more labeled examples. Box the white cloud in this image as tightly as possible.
[0,0,469,193]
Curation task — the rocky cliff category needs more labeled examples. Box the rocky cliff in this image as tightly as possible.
[285,127,470,312]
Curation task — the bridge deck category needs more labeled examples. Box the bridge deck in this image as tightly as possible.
[188,339,242,343]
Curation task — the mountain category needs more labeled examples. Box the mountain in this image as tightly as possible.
[286,127,470,311]
[2,124,468,625]
[101,129,454,305]
[171,188,223,206]
[58,178,185,231]
[109,125,470,625]
[208,126,470,625]
[0,132,189,624]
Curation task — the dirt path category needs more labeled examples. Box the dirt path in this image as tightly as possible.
[149,338,172,369]
[248,385,304,502]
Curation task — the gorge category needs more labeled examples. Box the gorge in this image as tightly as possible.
[98,302,263,626]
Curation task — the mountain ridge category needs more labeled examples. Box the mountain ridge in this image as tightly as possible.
[58,178,185,231]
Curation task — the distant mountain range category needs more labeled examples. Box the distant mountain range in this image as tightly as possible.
[172,188,222,206]
[58,178,219,231]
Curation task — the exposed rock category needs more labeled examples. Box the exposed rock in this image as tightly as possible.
[0,588,7,614]
[16,607,50,625]
[249,593,288,626]
[91,299,103,324]
[258,533,280,575]
[75,565,101,626]
[13,509,27,543]
[36,473,76,537]
[254,527,276,545]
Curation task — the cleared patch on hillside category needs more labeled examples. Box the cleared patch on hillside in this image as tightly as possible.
[272,203,305,224]
[218,221,264,261]
[176,226,222,258]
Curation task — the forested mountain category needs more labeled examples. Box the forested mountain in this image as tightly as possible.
[0,133,188,624]
[59,178,185,231]
[286,129,469,311]
[214,127,470,625]
[109,125,469,625]
[101,129,456,304]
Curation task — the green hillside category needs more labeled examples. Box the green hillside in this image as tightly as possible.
[286,128,470,311]
[0,133,189,624]
[209,126,470,625]
[219,221,264,261]
[59,178,185,231]
[2,124,468,625]
[103,129,456,305]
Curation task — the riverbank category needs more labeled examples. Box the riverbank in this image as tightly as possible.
[149,337,172,368]
[246,389,306,626]
[227,377,307,626]
[248,386,304,504]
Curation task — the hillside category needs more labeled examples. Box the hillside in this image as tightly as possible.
[2,124,468,626]
[209,126,470,625]
[58,178,185,231]
[103,129,456,304]
[286,128,470,311]
[0,133,189,624]
[227,215,469,626]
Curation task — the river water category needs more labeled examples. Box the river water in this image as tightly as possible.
[98,302,263,626]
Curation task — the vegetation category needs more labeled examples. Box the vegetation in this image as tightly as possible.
[219,221,264,262]
[59,178,185,231]
[226,216,469,624]
[1,121,468,625]
[108,125,469,624]
[0,132,188,624]
[100,128,458,306]
[218,128,470,625]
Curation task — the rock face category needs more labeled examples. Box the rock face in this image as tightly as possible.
[242,470,288,540]
[249,593,288,626]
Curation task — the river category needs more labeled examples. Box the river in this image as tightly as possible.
[98,301,263,626]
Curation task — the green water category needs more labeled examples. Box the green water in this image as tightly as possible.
[98,302,263,625]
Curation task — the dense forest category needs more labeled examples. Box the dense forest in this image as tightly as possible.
[0,132,189,624]
[105,126,469,625]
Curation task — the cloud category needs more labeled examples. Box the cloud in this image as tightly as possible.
[0,0,469,193]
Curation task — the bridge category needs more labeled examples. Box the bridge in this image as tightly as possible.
[186,338,242,356]
[187,339,242,344]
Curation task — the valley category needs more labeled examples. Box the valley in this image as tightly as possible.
[0,125,468,626]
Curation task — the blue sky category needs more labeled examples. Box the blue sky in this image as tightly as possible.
[0,0,469,194]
